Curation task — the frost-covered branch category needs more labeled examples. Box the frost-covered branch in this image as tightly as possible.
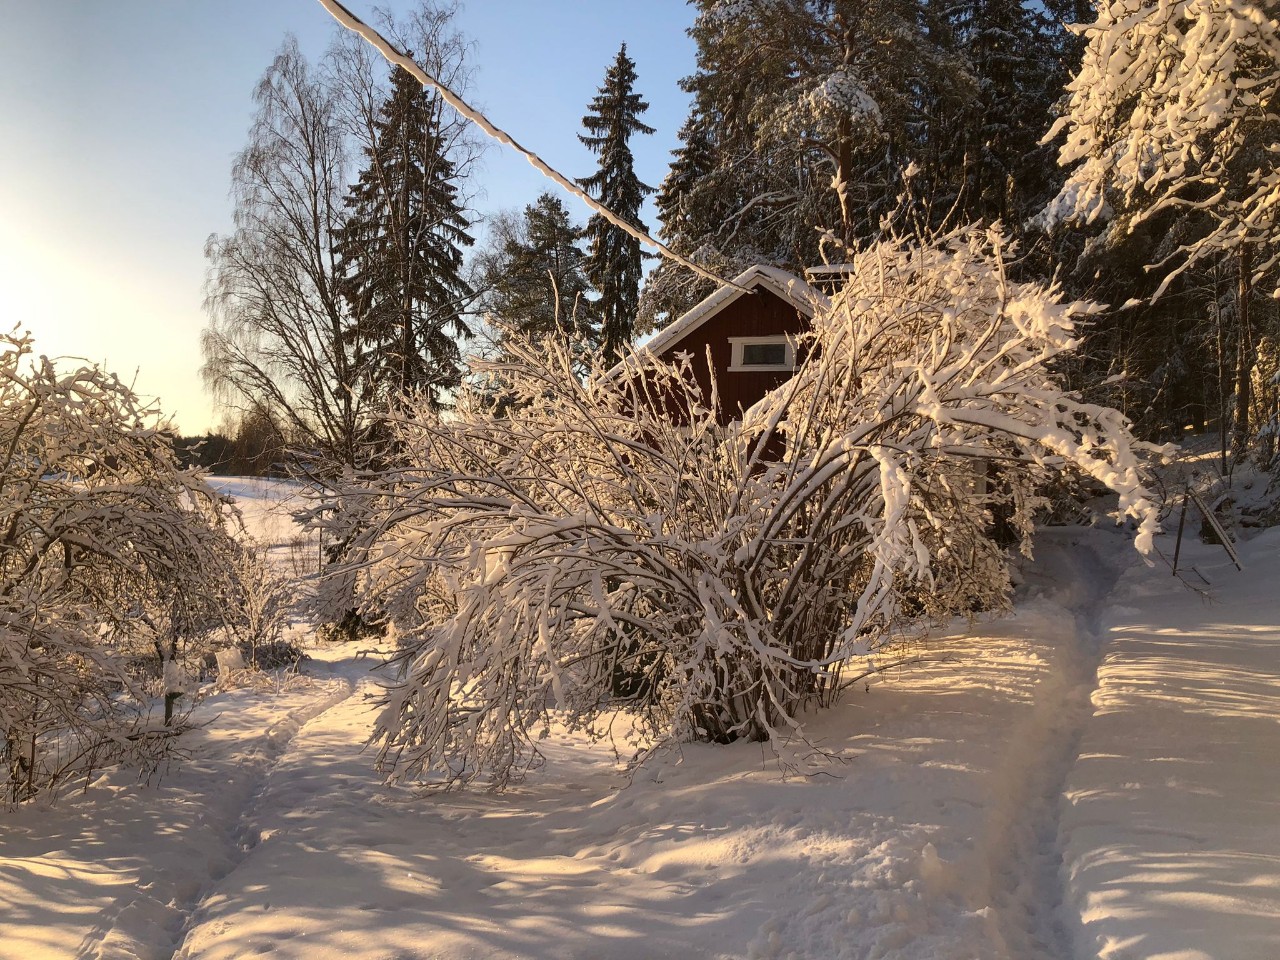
[318,222,1166,789]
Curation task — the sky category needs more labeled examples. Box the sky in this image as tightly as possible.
[0,0,697,434]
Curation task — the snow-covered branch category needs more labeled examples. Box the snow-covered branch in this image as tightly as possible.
[1043,0,1280,290]
[318,222,1166,789]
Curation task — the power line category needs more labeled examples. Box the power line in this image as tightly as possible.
[315,0,748,294]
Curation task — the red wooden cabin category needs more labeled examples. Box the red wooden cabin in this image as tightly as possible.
[614,265,826,425]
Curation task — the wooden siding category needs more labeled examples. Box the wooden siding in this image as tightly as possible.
[655,283,810,424]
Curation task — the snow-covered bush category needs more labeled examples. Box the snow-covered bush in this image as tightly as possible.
[218,541,297,668]
[319,224,1165,788]
[0,334,242,802]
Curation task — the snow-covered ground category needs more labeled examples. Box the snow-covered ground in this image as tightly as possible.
[1,479,1276,959]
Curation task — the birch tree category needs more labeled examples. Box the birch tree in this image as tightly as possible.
[203,37,369,468]
[204,2,479,466]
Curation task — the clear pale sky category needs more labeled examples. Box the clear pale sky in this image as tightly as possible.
[0,1,696,434]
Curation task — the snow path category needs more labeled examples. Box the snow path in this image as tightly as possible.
[1060,527,1280,960]
[0,533,1127,960]
[980,530,1124,959]
[4,510,1277,959]
[163,668,357,960]
[0,670,356,960]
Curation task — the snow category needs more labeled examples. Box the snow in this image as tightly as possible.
[206,476,313,553]
[1062,527,1280,960]
[207,475,322,581]
[2,477,1277,958]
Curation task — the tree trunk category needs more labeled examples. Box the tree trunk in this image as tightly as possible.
[1216,283,1228,473]
[1231,245,1255,463]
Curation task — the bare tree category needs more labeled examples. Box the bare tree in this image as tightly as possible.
[203,36,368,468]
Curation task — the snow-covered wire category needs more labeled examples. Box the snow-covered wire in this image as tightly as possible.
[315,0,749,294]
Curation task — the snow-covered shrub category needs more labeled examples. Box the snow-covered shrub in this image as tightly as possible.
[219,541,297,667]
[0,333,242,802]
[319,223,1165,788]
[239,639,309,671]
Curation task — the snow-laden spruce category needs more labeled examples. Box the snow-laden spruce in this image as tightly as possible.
[1043,0,1280,290]
[0,334,246,802]
[318,224,1165,788]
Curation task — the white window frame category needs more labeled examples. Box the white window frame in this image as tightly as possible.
[727,335,796,373]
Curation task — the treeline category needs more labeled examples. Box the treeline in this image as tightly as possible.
[171,408,289,477]
[201,0,1279,473]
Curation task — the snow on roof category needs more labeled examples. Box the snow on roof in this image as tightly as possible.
[802,263,855,276]
[608,264,829,379]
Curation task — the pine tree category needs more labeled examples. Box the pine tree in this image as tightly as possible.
[336,60,475,408]
[578,45,655,365]
[482,192,593,350]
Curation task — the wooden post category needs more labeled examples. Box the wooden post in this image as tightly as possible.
[1172,487,1190,575]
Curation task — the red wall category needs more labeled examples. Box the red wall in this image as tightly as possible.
[656,284,810,424]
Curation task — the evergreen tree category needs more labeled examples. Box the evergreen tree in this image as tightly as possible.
[336,60,475,408]
[578,45,655,365]
[1045,0,1280,456]
[940,0,1063,227]
[481,192,593,351]
[640,0,967,330]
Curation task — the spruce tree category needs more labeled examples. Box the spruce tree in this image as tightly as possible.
[578,45,654,366]
[940,0,1062,227]
[336,61,474,408]
[640,0,963,330]
[483,192,593,351]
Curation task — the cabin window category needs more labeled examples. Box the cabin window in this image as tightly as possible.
[742,343,786,366]
[728,336,795,372]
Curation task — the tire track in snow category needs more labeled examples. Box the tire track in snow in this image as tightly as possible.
[980,531,1123,960]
